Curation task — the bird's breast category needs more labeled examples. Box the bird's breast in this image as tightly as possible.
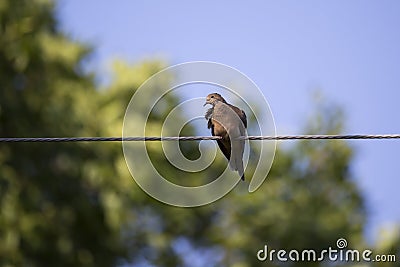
[211,119,229,137]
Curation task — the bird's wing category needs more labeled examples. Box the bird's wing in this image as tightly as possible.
[229,104,247,129]
[240,109,247,129]
[227,104,246,180]
[217,139,231,160]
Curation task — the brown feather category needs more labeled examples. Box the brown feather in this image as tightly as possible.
[228,104,247,128]
[210,119,231,160]
[205,93,247,181]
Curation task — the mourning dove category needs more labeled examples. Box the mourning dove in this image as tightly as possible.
[204,93,247,180]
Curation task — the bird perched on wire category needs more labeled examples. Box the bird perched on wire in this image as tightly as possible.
[204,93,247,180]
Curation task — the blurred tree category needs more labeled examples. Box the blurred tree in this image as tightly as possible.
[368,226,399,267]
[0,0,128,266]
[1,0,399,267]
[0,1,220,266]
[0,0,160,266]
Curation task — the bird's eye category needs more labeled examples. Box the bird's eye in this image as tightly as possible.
[211,95,214,98]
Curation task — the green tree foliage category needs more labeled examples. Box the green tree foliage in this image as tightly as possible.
[1,0,399,267]
[370,226,400,267]
[0,1,221,266]
[0,0,127,266]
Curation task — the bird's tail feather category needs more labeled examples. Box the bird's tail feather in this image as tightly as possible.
[230,139,245,180]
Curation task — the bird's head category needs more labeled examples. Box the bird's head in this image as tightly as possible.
[204,93,227,106]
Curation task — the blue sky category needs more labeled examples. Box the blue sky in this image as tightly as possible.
[56,1,400,242]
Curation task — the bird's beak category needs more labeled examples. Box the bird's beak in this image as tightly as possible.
[203,99,210,106]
